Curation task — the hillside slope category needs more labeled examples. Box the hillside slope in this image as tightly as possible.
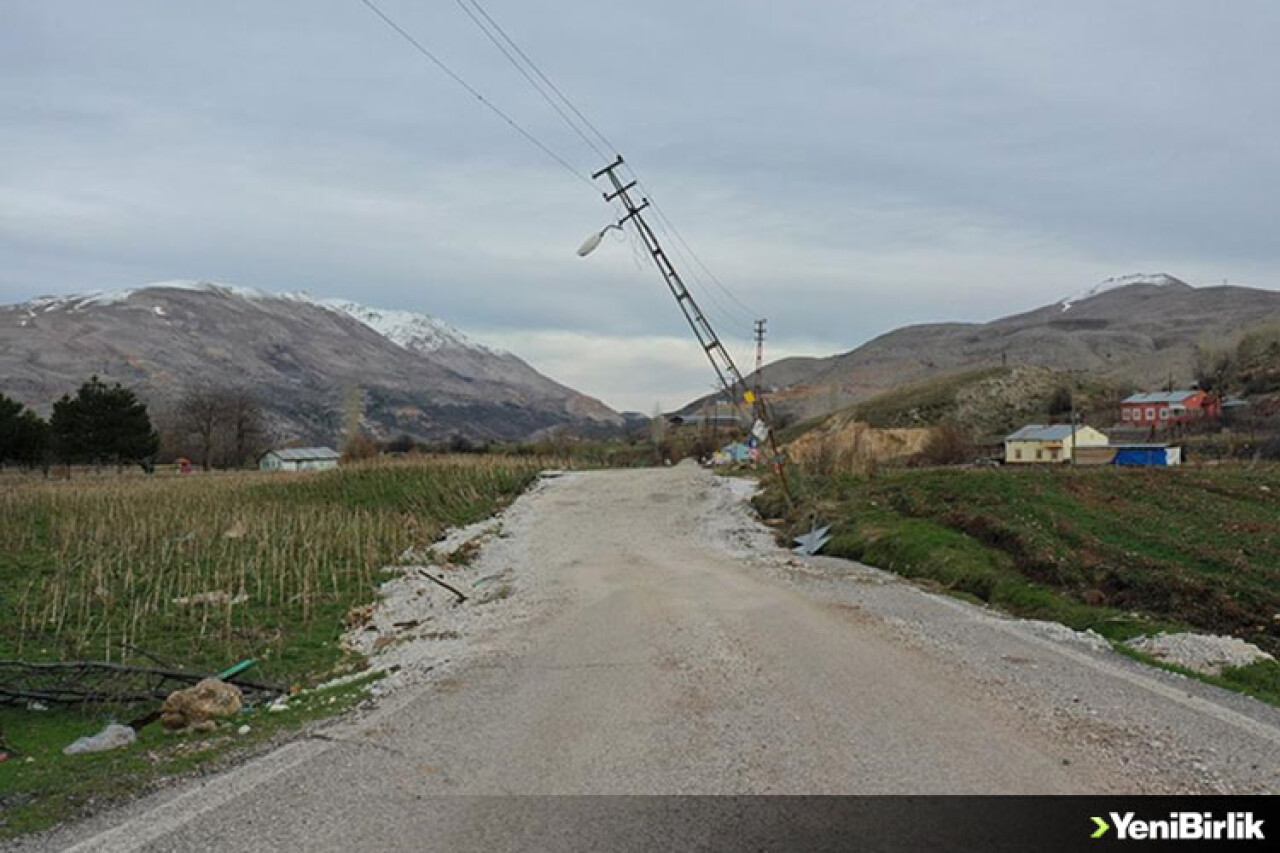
[0,281,621,443]
[695,276,1280,422]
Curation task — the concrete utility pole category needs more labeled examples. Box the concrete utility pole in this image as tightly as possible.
[753,318,767,399]
[589,156,790,499]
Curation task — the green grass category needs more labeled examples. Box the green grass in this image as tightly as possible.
[0,674,380,840]
[0,456,542,839]
[2,456,541,686]
[757,464,1280,702]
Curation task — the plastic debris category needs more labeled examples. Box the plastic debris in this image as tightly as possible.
[793,524,832,556]
[63,723,137,755]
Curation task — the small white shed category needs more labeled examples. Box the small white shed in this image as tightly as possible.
[259,447,341,472]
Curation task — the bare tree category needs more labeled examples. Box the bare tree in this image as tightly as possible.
[340,386,376,462]
[174,389,221,470]
[921,421,975,466]
[218,388,269,468]
[169,386,270,469]
[649,402,667,448]
[1192,345,1234,395]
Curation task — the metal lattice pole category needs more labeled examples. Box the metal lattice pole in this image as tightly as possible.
[591,156,792,501]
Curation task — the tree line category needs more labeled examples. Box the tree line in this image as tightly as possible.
[0,378,270,472]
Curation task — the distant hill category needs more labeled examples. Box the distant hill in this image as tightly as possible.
[690,275,1280,423]
[0,281,621,444]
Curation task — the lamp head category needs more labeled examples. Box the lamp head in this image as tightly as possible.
[577,223,622,257]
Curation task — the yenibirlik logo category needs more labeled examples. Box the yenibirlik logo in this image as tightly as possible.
[1091,812,1265,841]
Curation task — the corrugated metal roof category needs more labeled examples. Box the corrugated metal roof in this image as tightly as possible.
[266,447,341,461]
[1005,424,1079,442]
[1122,391,1199,404]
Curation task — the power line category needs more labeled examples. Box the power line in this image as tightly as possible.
[466,0,620,157]
[452,0,608,164]
[640,184,760,322]
[452,0,761,325]
[356,0,591,185]
[360,0,763,335]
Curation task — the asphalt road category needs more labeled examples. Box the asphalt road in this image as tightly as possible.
[29,465,1280,851]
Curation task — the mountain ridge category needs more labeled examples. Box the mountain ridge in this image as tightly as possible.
[687,275,1280,421]
[1,281,621,444]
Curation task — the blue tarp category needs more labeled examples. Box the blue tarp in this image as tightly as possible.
[1114,447,1168,467]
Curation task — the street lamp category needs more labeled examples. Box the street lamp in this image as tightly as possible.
[576,223,623,257]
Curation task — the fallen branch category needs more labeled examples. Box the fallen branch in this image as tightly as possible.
[416,569,469,603]
[0,660,284,707]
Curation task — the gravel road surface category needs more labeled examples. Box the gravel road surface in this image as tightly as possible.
[24,465,1280,851]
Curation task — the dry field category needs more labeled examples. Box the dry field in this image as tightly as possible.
[1,455,543,684]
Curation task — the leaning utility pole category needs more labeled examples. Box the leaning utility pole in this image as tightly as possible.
[589,156,791,499]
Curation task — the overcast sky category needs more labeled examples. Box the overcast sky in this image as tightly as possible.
[4,1,1280,412]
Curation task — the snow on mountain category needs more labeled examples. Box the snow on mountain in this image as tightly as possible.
[1059,273,1184,312]
[23,280,283,312]
[319,300,504,357]
[3,280,622,441]
[17,280,503,358]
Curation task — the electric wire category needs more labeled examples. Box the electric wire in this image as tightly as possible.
[452,0,609,164]
[356,0,592,186]
[639,182,761,323]
[466,0,621,157]
[360,0,764,349]
[454,0,762,327]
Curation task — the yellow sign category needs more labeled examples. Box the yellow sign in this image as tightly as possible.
[743,390,757,404]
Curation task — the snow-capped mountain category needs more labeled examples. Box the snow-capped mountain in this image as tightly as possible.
[1058,273,1184,312]
[319,300,500,357]
[682,275,1280,423]
[21,280,501,358]
[2,281,621,443]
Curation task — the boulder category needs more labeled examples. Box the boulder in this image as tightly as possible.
[161,678,243,733]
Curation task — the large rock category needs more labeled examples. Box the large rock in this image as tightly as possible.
[161,678,243,733]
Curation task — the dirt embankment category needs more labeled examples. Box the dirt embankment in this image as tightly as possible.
[787,419,929,474]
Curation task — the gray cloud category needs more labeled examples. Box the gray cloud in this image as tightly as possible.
[3,1,1278,410]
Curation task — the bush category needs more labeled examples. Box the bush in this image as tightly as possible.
[920,421,974,465]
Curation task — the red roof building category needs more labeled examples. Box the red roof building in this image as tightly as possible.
[1119,391,1219,427]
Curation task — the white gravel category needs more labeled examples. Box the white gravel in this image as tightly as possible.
[1126,632,1275,675]
[339,471,567,697]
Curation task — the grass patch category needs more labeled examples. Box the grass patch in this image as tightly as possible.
[0,674,380,839]
[2,455,541,686]
[0,455,541,839]
[758,464,1280,665]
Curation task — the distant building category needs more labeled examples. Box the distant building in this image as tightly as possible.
[259,447,341,472]
[1004,424,1108,464]
[1120,391,1219,427]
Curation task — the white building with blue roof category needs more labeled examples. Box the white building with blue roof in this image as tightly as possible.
[1004,423,1108,464]
[259,447,341,472]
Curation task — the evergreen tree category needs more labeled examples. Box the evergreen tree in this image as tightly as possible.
[50,376,159,467]
[0,393,50,468]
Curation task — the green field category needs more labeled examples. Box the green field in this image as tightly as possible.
[0,456,542,838]
[756,464,1280,701]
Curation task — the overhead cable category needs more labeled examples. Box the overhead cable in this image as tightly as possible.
[356,0,591,185]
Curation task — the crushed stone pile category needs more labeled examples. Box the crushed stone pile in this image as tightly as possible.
[1126,632,1274,676]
